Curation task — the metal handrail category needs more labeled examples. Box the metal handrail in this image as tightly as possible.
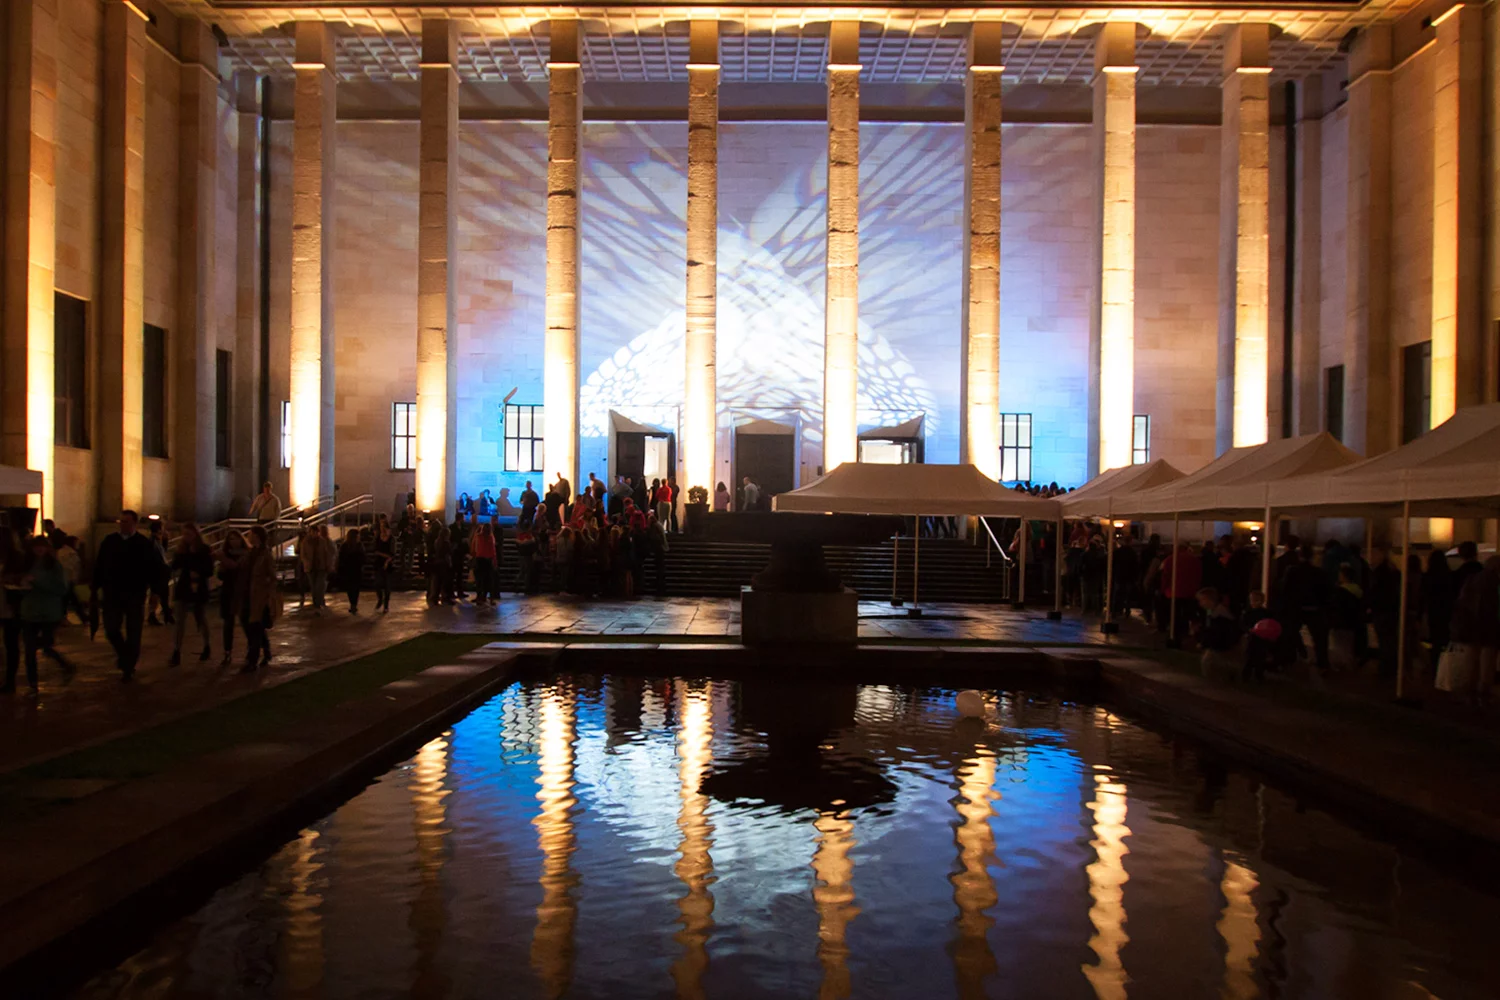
[978,516,1015,568]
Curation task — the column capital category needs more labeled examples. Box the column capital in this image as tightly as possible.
[548,19,580,68]
[293,19,336,72]
[828,20,860,70]
[179,17,219,77]
[1347,23,1393,82]
[1221,23,1272,78]
[421,18,456,68]
[233,71,262,114]
[688,20,719,69]
[969,22,1005,70]
[1093,21,1136,76]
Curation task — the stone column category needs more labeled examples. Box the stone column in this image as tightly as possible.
[233,73,263,499]
[1430,3,1483,424]
[682,20,719,496]
[1216,23,1272,452]
[288,20,336,510]
[99,0,147,518]
[960,23,1003,482]
[416,19,459,515]
[1291,78,1324,435]
[544,20,582,489]
[175,19,219,519]
[1087,22,1136,476]
[823,21,861,473]
[1,0,58,511]
[1344,25,1394,456]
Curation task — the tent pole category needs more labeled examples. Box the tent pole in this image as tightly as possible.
[1017,518,1028,608]
[913,520,921,608]
[1102,519,1117,634]
[1365,517,1374,559]
[1168,511,1180,646]
[891,532,899,606]
[1049,516,1063,619]
[1261,503,1274,602]
[1396,499,1410,701]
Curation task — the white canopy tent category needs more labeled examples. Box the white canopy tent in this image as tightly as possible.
[0,466,43,497]
[774,462,1060,606]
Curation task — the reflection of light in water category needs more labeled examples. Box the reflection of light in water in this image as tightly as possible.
[950,750,999,999]
[532,687,579,998]
[1083,769,1131,1000]
[280,828,324,994]
[672,683,716,999]
[854,684,903,724]
[812,809,859,1000]
[411,735,450,995]
[1217,855,1260,1000]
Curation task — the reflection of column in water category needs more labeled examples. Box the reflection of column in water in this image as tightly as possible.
[949,750,999,998]
[812,809,859,1000]
[280,828,325,995]
[411,735,451,996]
[671,683,716,999]
[1082,769,1131,1000]
[531,687,579,998]
[1217,855,1261,1000]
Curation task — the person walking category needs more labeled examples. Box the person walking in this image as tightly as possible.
[92,510,160,681]
[472,522,497,606]
[217,529,249,665]
[372,520,395,612]
[713,481,730,512]
[450,511,471,601]
[302,524,335,614]
[0,529,26,689]
[240,525,279,671]
[741,476,761,512]
[249,481,282,523]
[1454,556,1500,706]
[168,522,215,665]
[1367,547,1402,678]
[145,519,173,627]
[337,531,366,614]
[8,535,75,693]
[1423,547,1455,662]
[431,527,454,604]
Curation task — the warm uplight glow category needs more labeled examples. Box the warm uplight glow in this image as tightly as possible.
[416,34,458,515]
[962,59,1002,481]
[1429,5,1473,428]
[672,684,716,996]
[532,688,579,996]
[951,750,999,993]
[824,63,861,473]
[279,828,325,992]
[411,735,450,981]
[1217,856,1261,1000]
[1082,770,1130,999]
[1227,56,1271,448]
[812,809,858,999]
[545,62,582,486]
[683,62,720,495]
[1096,65,1136,472]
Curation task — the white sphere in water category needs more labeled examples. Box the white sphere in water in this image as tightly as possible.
[955,690,987,719]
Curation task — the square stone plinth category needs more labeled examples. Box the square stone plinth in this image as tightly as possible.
[741,586,858,645]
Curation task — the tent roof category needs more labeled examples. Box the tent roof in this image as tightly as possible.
[735,418,795,436]
[859,416,923,440]
[773,462,1061,517]
[0,465,43,496]
[609,410,669,435]
[1061,459,1185,517]
[1110,433,1361,519]
[1270,402,1500,516]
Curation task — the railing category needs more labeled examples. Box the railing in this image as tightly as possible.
[978,517,1015,603]
[197,494,374,556]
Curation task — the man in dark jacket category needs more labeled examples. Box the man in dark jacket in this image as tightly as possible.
[92,510,161,680]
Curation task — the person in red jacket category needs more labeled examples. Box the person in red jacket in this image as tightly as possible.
[1159,542,1202,643]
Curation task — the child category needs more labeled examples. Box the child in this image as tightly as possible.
[1240,590,1276,682]
[1196,586,1241,682]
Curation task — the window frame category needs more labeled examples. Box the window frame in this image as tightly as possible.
[391,401,416,472]
[503,403,545,473]
[1132,414,1151,466]
[1324,364,1345,443]
[998,412,1032,483]
[54,292,90,450]
[142,324,169,459]
[214,350,232,467]
[1401,341,1432,444]
[279,400,292,470]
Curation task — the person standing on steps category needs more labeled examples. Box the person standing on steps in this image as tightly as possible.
[92,510,159,682]
[241,526,279,671]
[520,481,540,526]
[168,522,215,666]
[741,476,760,512]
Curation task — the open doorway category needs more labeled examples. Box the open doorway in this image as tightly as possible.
[858,415,925,465]
[610,410,676,489]
[733,418,796,509]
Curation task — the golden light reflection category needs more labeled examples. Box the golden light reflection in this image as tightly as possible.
[672,683,716,999]
[1217,855,1261,1000]
[280,828,325,995]
[411,735,450,995]
[950,750,999,999]
[1082,770,1130,1000]
[532,688,579,998]
[812,810,859,1000]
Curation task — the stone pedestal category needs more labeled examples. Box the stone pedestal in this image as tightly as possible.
[741,586,858,645]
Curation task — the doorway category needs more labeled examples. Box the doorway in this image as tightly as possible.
[733,419,796,508]
[616,431,675,486]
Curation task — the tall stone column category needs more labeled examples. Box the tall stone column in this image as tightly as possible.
[1430,3,1483,424]
[1216,23,1272,452]
[99,0,147,518]
[682,20,719,496]
[1291,78,1324,435]
[416,19,459,515]
[233,73,263,498]
[175,19,219,518]
[1344,25,1393,456]
[544,20,582,489]
[1,0,58,511]
[960,23,1003,482]
[1087,22,1136,477]
[288,20,337,510]
[823,21,861,473]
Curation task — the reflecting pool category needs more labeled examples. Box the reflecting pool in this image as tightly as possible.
[78,675,1500,999]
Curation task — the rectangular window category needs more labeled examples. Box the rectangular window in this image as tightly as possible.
[999,412,1032,483]
[504,403,545,473]
[54,292,89,449]
[1402,341,1432,444]
[142,324,168,458]
[391,401,416,471]
[1324,365,1345,443]
[215,350,231,467]
[1132,414,1151,465]
[279,400,292,470]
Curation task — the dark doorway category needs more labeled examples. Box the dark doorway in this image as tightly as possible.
[735,431,795,507]
[616,432,675,486]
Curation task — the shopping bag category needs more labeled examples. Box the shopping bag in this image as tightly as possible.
[1435,644,1470,692]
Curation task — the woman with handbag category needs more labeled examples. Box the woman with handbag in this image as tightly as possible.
[240,526,280,672]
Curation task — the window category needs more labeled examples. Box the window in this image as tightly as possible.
[1132,415,1151,465]
[54,292,89,449]
[391,402,416,471]
[142,324,168,458]
[1402,341,1432,444]
[215,350,231,467]
[1324,365,1345,443]
[999,412,1032,483]
[504,403,544,473]
[279,400,291,469]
